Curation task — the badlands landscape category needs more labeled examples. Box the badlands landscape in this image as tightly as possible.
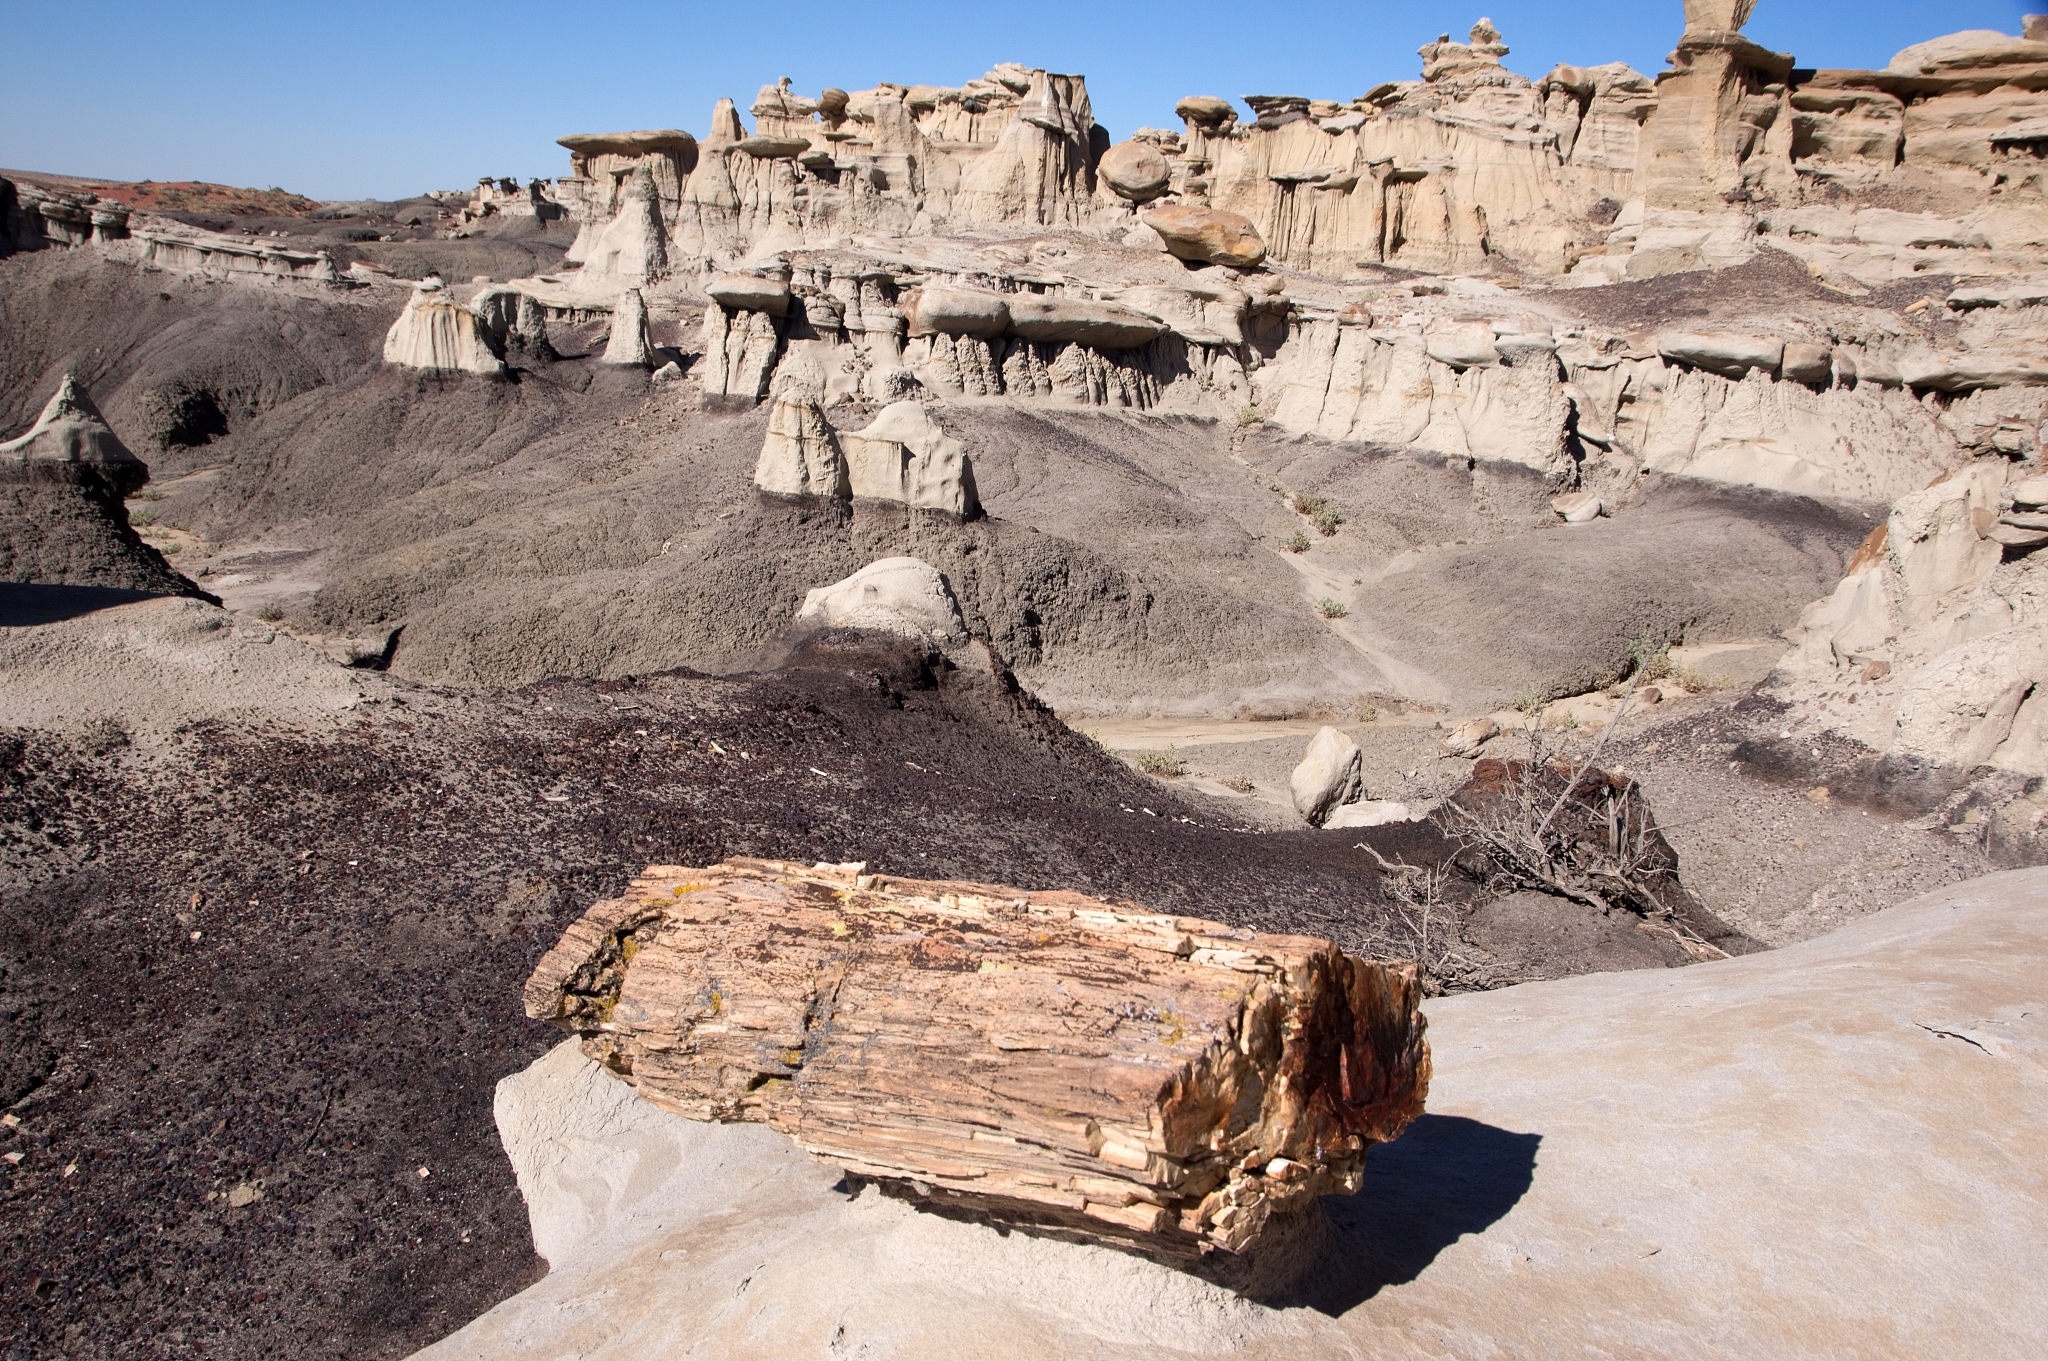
[3,1,2047,1356]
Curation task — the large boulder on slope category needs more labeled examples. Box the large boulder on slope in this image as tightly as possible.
[1290,724,1363,826]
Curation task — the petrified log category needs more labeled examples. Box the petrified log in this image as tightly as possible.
[524,858,1430,1266]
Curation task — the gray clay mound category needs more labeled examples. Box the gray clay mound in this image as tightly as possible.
[0,474,205,596]
[0,247,392,461]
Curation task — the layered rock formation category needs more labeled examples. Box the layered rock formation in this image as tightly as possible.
[1775,454,2048,790]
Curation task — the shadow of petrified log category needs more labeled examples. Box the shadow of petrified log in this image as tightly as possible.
[523,856,1433,1282]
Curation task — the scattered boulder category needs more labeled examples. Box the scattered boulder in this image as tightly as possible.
[381,282,507,377]
[1290,725,1363,826]
[1441,716,1501,756]
[796,558,967,642]
[1324,799,1413,828]
[1098,140,1171,202]
[1142,205,1268,269]
[1550,491,1603,524]
[1780,341,1834,384]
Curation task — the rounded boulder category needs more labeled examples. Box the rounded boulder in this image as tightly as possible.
[1098,140,1171,202]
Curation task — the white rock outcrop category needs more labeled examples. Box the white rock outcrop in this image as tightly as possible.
[1777,455,2048,781]
[839,401,979,515]
[753,397,848,498]
[381,282,507,377]
[795,557,967,643]
[751,400,978,516]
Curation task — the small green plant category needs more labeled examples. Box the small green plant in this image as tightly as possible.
[1629,629,1675,683]
[129,508,158,527]
[131,489,165,502]
[1221,775,1255,793]
[1292,492,1331,518]
[1311,505,1344,537]
[257,601,285,623]
[1359,702,1380,723]
[1285,530,1310,553]
[1237,404,1263,427]
[1513,693,1546,717]
[1316,597,1348,619]
[1134,747,1185,777]
[160,541,182,555]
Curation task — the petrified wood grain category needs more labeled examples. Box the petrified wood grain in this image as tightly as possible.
[524,857,1431,1263]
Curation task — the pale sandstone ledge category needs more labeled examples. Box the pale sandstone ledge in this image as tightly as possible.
[415,869,2048,1360]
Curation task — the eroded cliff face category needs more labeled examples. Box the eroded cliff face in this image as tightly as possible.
[19,3,2048,791]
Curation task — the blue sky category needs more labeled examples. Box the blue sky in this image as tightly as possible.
[2,1,2031,201]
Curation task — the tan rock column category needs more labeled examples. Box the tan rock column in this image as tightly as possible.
[1642,2,1795,209]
